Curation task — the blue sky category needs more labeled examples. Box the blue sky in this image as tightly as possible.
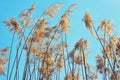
[0,0,120,80]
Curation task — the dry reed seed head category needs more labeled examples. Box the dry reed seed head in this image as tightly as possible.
[44,2,63,18]
[44,58,51,65]
[0,65,4,74]
[84,39,89,49]
[21,15,32,27]
[96,55,104,73]
[66,3,77,14]
[10,18,18,27]
[20,4,36,17]
[83,10,93,29]
[69,49,76,58]
[82,39,89,50]
[82,10,97,38]
[47,59,56,66]
[36,18,49,29]
[4,18,21,33]
[0,58,9,64]
[110,36,119,46]
[19,4,36,27]
[75,38,89,51]
[55,42,67,53]
[33,29,45,41]
[57,42,68,53]
[73,54,83,64]
[64,3,77,15]
[60,14,71,32]
[44,52,53,58]
[0,47,10,56]
[3,20,11,26]
[100,19,114,35]
[99,37,108,44]
[74,38,83,50]
[72,52,90,65]
[31,47,42,57]
[27,37,37,46]
[39,67,53,76]
[59,3,77,32]
[20,10,30,17]
[58,58,64,68]
[100,19,106,27]
[28,4,36,11]
[116,42,120,55]
[64,69,80,80]
[45,27,53,33]
[102,43,114,59]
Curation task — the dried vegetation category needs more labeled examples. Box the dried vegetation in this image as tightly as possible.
[0,2,120,80]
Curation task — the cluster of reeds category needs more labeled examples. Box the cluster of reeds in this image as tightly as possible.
[0,2,120,80]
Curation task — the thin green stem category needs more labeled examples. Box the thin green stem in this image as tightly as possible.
[81,49,87,80]
[7,30,15,80]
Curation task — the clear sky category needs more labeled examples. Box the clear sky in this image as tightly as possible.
[0,0,120,80]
